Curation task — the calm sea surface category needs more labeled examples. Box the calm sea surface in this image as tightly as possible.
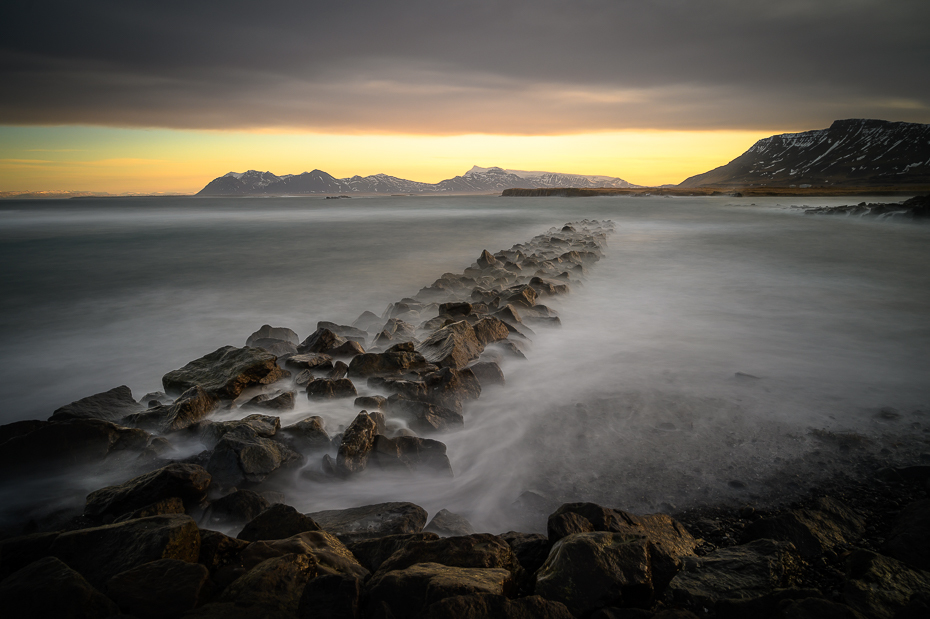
[2,195,928,527]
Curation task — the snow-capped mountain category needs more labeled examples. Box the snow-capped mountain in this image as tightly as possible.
[197,165,637,195]
[679,119,930,188]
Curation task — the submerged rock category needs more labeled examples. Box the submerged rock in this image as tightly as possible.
[163,346,287,400]
[49,385,144,423]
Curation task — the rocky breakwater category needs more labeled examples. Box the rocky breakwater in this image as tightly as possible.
[801,195,929,221]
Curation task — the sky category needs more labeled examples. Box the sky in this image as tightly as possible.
[1,0,928,193]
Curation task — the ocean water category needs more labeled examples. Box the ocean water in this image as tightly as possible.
[2,194,929,531]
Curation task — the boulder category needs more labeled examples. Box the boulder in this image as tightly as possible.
[0,419,47,445]
[207,431,301,486]
[468,361,505,387]
[425,509,475,536]
[205,490,271,527]
[348,343,434,378]
[776,597,867,619]
[317,321,369,343]
[715,589,827,619]
[198,529,251,587]
[239,530,368,580]
[422,366,481,412]
[346,533,440,572]
[374,318,418,347]
[106,558,210,619]
[416,321,484,369]
[113,497,186,523]
[493,304,524,326]
[0,419,150,478]
[328,360,349,380]
[500,531,552,577]
[163,346,287,399]
[535,532,661,615]
[306,377,358,400]
[330,340,366,358]
[501,285,537,308]
[385,394,464,434]
[335,412,380,476]
[50,385,143,423]
[297,328,349,355]
[84,462,212,519]
[355,395,387,410]
[297,573,363,619]
[439,301,474,317]
[366,563,514,619]
[48,514,201,589]
[0,556,119,619]
[245,391,296,411]
[198,414,281,449]
[885,498,930,570]
[238,504,322,542]
[248,338,299,357]
[284,352,334,371]
[246,325,300,347]
[308,502,428,543]
[279,416,330,452]
[374,533,522,579]
[425,593,574,619]
[477,249,499,269]
[219,553,316,615]
[664,539,802,610]
[844,549,930,619]
[472,317,511,347]
[371,435,454,476]
[741,497,865,559]
[125,385,219,433]
[353,310,383,331]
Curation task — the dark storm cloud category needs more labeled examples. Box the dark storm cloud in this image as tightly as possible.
[1,0,928,133]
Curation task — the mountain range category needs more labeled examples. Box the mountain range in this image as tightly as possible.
[197,166,638,196]
[680,119,930,188]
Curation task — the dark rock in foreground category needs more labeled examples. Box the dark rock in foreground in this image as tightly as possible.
[0,556,119,619]
[84,462,212,519]
[237,504,322,542]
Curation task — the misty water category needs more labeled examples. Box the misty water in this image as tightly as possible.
[1,195,929,532]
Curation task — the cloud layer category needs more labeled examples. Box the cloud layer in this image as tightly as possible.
[2,0,928,134]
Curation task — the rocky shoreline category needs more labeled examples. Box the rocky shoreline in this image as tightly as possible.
[1,219,928,618]
[800,195,929,220]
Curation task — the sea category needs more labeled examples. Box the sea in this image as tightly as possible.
[1,194,929,532]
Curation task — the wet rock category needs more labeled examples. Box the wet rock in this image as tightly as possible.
[535,532,660,615]
[83,462,211,519]
[421,366,481,412]
[374,318,418,346]
[306,377,358,399]
[317,321,369,343]
[471,316,511,347]
[106,558,210,619]
[385,394,464,434]
[425,509,475,536]
[493,304,524,326]
[198,414,281,448]
[205,490,271,527]
[366,563,514,619]
[346,533,440,572]
[163,346,287,400]
[425,593,574,619]
[348,342,434,377]
[530,277,570,296]
[336,412,380,475]
[284,352,335,371]
[46,514,201,589]
[297,328,349,355]
[330,340,366,358]
[113,497,186,523]
[374,533,522,579]
[249,338,299,357]
[371,435,454,476]
[240,530,368,581]
[328,360,350,379]
[741,497,865,559]
[246,325,300,347]
[885,498,930,570]
[219,553,316,615]
[126,385,219,433]
[279,416,330,452]
[664,539,802,609]
[0,556,119,619]
[308,502,428,544]
[501,284,537,308]
[844,549,930,619]
[477,249,499,268]
[50,385,144,423]
[0,418,150,478]
[416,321,485,370]
[500,531,551,578]
[207,431,301,486]
[238,504,322,542]
[297,572,363,619]
[245,391,296,411]
[468,361,505,387]
[355,395,387,409]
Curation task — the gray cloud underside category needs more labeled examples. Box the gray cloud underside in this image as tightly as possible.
[2,0,928,133]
